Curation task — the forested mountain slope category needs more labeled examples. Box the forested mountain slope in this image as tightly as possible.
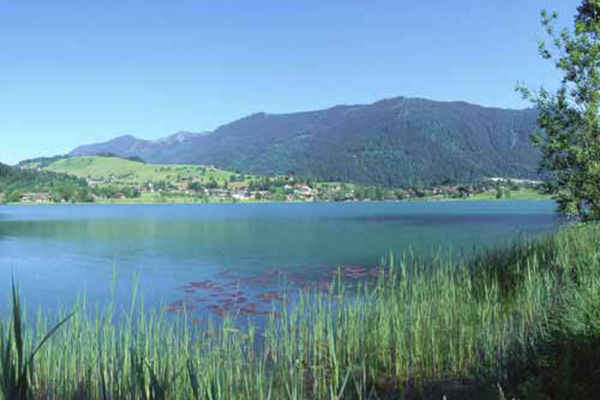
[71,97,540,186]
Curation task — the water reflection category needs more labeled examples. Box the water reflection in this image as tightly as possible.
[0,202,557,315]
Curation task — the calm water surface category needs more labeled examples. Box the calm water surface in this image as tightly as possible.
[0,201,557,316]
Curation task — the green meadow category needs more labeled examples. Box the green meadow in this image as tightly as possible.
[466,188,551,202]
[1,223,599,400]
[25,156,252,189]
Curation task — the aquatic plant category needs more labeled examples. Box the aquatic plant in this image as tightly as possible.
[0,280,74,400]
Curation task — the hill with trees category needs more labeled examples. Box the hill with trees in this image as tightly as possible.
[0,162,91,203]
[70,96,541,187]
[21,155,252,189]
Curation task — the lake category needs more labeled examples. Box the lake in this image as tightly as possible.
[0,201,557,317]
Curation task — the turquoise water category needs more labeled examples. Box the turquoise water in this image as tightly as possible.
[0,201,557,316]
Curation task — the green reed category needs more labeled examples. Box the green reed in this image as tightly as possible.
[1,223,599,400]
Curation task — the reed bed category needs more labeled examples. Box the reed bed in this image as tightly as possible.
[2,223,599,400]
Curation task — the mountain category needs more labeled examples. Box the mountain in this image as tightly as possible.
[69,97,541,187]
[71,131,209,163]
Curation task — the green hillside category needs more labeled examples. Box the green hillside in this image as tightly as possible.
[25,156,253,188]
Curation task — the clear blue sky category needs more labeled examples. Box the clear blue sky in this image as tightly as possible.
[0,0,578,164]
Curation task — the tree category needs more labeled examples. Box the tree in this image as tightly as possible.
[54,183,77,203]
[6,190,21,204]
[519,1,600,220]
[206,179,218,189]
[496,188,504,200]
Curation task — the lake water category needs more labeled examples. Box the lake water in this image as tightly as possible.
[0,201,557,317]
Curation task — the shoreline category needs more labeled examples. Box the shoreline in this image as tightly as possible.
[1,195,553,206]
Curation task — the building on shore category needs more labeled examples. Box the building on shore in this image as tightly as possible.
[20,193,52,203]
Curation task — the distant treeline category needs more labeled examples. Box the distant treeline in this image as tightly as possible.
[0,163,92,203]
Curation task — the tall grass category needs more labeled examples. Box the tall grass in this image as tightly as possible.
[0,280,74,400]
[1,223,599,400]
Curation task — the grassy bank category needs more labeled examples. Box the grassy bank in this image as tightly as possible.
[466,188,551,201]
[1,224,599,400]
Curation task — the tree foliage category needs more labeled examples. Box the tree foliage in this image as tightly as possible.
[519,1,600,220]
[0,163,91,203]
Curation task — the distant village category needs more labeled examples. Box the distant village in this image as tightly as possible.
[7,170,544,204]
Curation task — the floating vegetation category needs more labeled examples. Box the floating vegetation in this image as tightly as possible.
[167,263,381,319]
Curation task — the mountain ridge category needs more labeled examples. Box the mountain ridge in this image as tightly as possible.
[69,96,541,187]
